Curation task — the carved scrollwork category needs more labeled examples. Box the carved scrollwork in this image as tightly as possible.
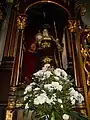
[7,87,17,109]
[43,56,52,64]
[6,110,13,120]
[5,87,17,120]
[17,14,27,30]
[68,19,77,33]
[41,41,51,48]
[76,4,86,16]
[84,60,90,86]
[81,31,90,86]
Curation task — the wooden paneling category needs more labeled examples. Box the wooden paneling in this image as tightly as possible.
[0,57,14,103]
[4,8,17,57]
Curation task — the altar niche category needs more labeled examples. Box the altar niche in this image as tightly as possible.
[21,2,70,84]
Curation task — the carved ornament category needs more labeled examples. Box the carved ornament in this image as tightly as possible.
[76,4,86,16]
[81,44,90,86]
[68,19,77,33]
[41,41,51,48]
[17,14,27,30]
[43,56,52,64]
[5,110,13,120]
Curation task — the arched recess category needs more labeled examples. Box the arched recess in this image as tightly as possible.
[21,1,72,84]
[24,1,71,16]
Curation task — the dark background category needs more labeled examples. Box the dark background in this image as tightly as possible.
[77,0,90,26]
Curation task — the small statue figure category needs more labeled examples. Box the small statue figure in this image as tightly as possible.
[42,28,52,40]
[35,28,60,68]
[22,26,63,84]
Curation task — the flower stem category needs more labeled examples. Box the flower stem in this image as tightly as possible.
[51,111,55,120]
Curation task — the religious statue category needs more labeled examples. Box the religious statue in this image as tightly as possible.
[22,26,63,84]
[35,28,60,68]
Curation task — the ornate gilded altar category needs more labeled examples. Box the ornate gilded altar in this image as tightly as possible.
[0,0,90,120]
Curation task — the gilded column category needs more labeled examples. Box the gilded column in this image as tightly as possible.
[68,19,88,115]
[68,19,80,86]
[5,14,27,120]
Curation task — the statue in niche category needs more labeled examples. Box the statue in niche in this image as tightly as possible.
[35,28,60,68]
[22,26,62,84]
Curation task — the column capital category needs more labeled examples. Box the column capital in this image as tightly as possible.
[68,19,77,33]
[17,14,27,30]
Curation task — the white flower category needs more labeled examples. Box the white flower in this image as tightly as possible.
[41,90,46,93]
[51,93,56,101]
[61,105,63,108]
[44,71,52,78]
[70,88,77,97]
[33,70,44,77]
[46,94,57,104]
[30,82,36,86]
[61,69,67,79]
[38,93,47,104]
[77,93,84,104]
[34,97,40,105]
[34,93,48,105]
[74,91,79,99]
[25,85,32,93]
[40,77,45,81]
[71,98,75,105]
[34,93,57,105]
[44,64,50,68]
[71,99,75,105]
[42,64,50,71]
[58,99,62,103]
[54,76,59,81]
[70,96,75,105]
[52,82,62,91]
[54,68,67,79]
[44,84,54,91]
[69,87,76,96]
[62,114,69,120]
[25,103,29,109]
[24,82,36,94]
[54,68,62,76]
[34,87,40,91]
[69,88,84,104]
[24,91,27,95]
[46,97,53,104]
[24,96,28,101]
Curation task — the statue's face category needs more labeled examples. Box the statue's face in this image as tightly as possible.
[29,43,36,52]
[43,29,48,37]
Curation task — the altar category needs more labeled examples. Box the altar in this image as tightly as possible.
[0,0,90,120]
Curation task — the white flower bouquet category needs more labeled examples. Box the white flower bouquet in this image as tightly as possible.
[22,64,86,120]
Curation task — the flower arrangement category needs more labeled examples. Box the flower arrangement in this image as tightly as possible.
[22,64,86,120]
